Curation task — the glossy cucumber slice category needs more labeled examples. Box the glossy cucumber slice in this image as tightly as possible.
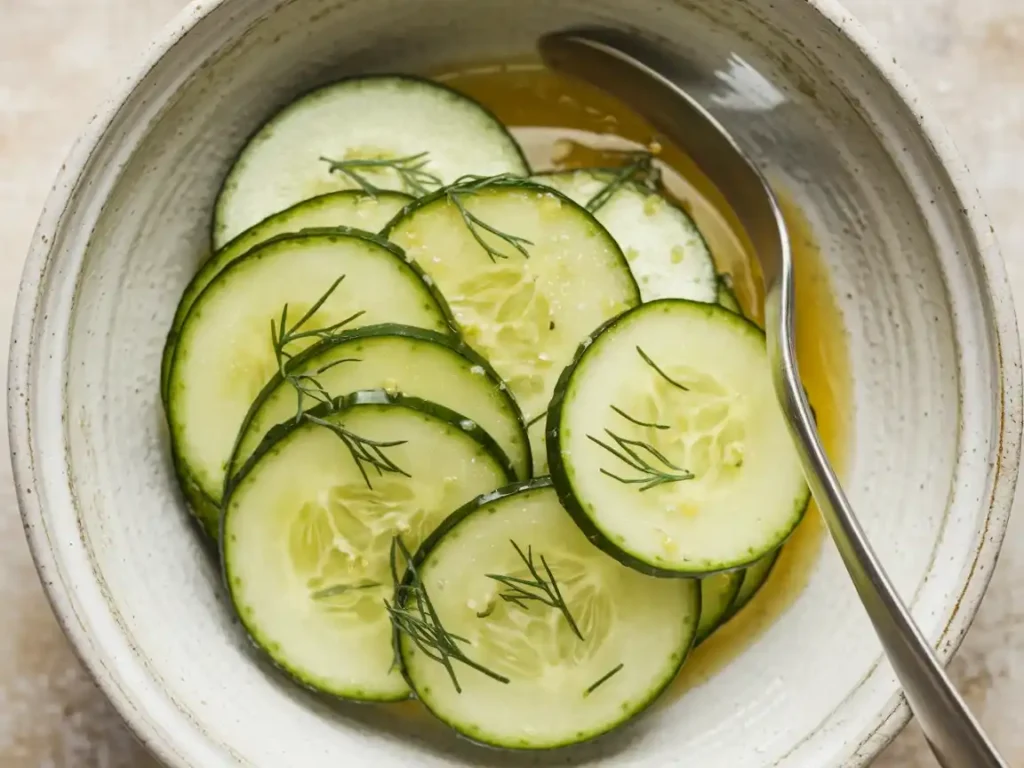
[395,479,700,748]
[223,391,512,702]
[548,299,809,576]
[162,190,411,402]
[214,75,527,246]
[385,177,640,473]
[228,324,530,484]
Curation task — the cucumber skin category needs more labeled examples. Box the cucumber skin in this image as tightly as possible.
[694,571,744,646]
[161,191,413,404]
[724,547,782,621]
[392,477,703,751]
[223,322,532,495]
[546,299,811,578]
[212,74,530,248]
[220,390,515,703]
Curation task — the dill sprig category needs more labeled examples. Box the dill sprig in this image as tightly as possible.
[486,540,584,641]
[386,537,509,693]
[584,151,659,212]
[588,428,694,491]
[304,413,410,489]
[637,346,689,391]
[268,276,408,489]
[610,404,669,431]
[445,175,533,263]
[525,412,545,429]
[311,581,380,600]
[584,663,624,697]
[320,152,443,197]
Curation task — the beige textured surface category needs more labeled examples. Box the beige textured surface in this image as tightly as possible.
[0,1,1020,765]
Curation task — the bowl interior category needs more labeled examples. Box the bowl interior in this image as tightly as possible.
[15,0,1015,766]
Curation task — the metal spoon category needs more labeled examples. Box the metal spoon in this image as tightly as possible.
[539,29,1007,768]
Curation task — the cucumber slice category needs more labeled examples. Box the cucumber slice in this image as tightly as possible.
[694,571,743,644]
[727,548,781,618]
[532,170,716,304]
[223,391,512,702]
[385,178,640,473]
[168,229,456,533]
[716,274,742,314]
[395,479,700,749]
[214,76,528,247]
[161,190,412,402]
[548,299,809,576]
[229,324,530,484]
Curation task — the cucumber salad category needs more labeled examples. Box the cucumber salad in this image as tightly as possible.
[162,74,808,749]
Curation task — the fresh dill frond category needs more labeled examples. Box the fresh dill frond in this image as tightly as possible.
[303,413,409,490]
[486,540,584,641]
[584,151,659,212]
[587,428,694,492]
[610,404,670,430]
[386,537,510,693]
[584,663,624,697]
[636,346,689,391]
[311,581,381,600]
[445,175,534,263]
[320,152,443,197]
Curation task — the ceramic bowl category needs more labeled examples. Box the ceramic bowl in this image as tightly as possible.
[8,0,1021,766]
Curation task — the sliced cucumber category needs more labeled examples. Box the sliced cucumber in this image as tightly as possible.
[532,170,716,304]
[548,299,809,576]
[695,571,743,644]
[229,324,530,484]
[716,274,742,314]
[168,230,455,533]
[162,191,412,402]
[384,178,640,473]
[223,391,512,701]
[727,548,781,619]
[395,479,700,749]
[214,76,528,247]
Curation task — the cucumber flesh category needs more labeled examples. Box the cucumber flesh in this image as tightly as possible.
[385,179,640,474]
[695,571,743,644]
[168,230,455,531]
[229,324,530,484]
[548,299,809,575]
[214,76,527,247]
[532,170,716,304]
[397,480,700,749]
[162,191,411,402]
[223,391,511,701]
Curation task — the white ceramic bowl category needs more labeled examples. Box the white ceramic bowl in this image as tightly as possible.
[8,0,1021,766]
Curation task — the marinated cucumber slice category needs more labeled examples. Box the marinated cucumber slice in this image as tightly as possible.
[229,324,530,484]
[223,391,512,701]
[214,75,528,246]
[548,299,810,576]
[162,190,412,402]
[395,479,700,749]
[695,571,743,644]
[168,230,455,532]
[727,548,781,619]
[385,177,640,473]
[716,274,742,314]
[532,170,716,304]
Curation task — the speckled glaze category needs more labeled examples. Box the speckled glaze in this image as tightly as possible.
[7,0,1020,766]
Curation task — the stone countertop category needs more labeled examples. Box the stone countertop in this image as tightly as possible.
[0,1,1020,765]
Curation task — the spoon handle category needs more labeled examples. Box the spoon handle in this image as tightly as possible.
[767,289,1007,768]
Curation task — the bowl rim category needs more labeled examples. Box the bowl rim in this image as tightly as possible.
[7,0,1021,765]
